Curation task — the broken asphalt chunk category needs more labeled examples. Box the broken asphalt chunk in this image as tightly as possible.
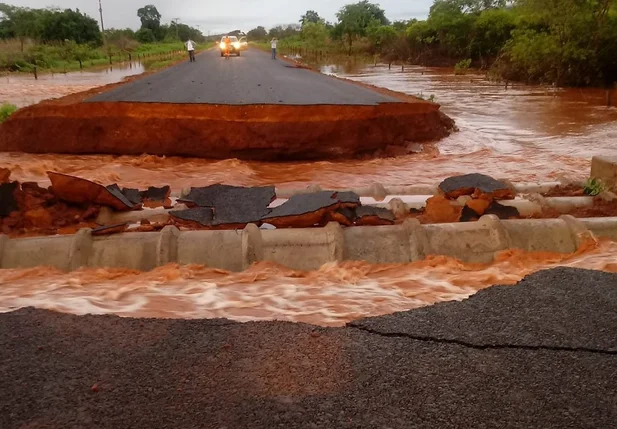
[460,201,520,222]
[439,173,514,200]
[48,172,139,212]
[178,185,275,209]
[0,182,18,217]
[354,206,395,226]
[327,207,356,226]
[263,191,360,228]
[118,187,142,206]
[109,185,172,208]
[170,207,215,228]
[177,184,275,227]
[485,201,520,219]
[141,186,172,208]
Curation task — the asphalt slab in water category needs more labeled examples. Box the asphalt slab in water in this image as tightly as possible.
[1,267,616,428]
[87,49,401,105]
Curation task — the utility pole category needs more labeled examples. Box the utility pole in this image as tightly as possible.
[98,0,107,51]
[173,18,180,40]
[98,0,106,38]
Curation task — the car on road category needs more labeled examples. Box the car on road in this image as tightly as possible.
[239,36,248,50]
[219,36,241,57]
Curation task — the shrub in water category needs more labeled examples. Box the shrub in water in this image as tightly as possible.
[454,59,472,75]
[0,103,17,123]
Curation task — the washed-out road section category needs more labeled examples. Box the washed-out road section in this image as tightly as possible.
[0,49,454,160]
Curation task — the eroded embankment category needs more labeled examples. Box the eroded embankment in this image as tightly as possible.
[0,101,454,161]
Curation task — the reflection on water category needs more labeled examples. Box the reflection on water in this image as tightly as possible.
[0,62,145,107]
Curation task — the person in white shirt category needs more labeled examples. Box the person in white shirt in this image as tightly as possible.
[271,37,277,60]
[185,39,196,62]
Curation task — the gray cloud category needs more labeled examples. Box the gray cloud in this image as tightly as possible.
[6,0,432,33]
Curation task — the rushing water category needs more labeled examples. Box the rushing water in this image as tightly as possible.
[0,239,616,326]
[1,62,617,324]
[0,63,144,108]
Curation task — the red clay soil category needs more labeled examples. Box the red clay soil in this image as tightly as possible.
[0,101,452,161]
[48,172,138,211]
[529,197,617,219]
[2,182,99,237]
[543,184,586,197]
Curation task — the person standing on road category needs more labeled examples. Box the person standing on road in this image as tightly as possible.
[271,37,278,60]
[185,39,196,62]
[224,35,231,58]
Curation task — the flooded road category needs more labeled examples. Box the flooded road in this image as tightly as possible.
[2,61,617,324]
[2,63,616,189]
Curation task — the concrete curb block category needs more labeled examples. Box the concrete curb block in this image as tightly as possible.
[2,216,615,272]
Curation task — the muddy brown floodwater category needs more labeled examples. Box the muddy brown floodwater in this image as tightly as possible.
[2,63,616,189]
[1,239,617,326]
[1,62,617,324]
[0,63,144,108]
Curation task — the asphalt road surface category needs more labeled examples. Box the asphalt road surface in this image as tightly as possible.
[2,267,617,428]
[88,48,401,105]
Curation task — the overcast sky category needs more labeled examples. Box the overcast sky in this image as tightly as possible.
[6,0,432,33]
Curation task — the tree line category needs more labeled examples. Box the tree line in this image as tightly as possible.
[0,3,204,72]
[0,3,204,50]
[246,0,617,87]
[1,0,615,86]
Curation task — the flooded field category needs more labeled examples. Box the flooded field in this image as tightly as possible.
[0,63,144,108]
[1,60,617,324]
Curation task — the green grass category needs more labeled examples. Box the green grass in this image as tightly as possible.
[583,177,606,196]
[141,51,189,71]
[0,103,17,123]
[0,40,190,74]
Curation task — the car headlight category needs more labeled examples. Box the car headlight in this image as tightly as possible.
[219,42,226,49]
[233,42,240,49]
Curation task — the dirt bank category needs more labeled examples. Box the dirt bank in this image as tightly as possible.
[0,101,454,161]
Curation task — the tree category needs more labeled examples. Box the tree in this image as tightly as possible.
[39,8,102,45]
[135,27,156,43]
[106,29,139,52]
[471,8,515,60]
[0,4,42,51]
[334,1,389,55]
[167,22,204,42]
[247,26,267,40]
[300,10,323,26]
[268,24,300,40]
[137,5,161,31]
[367,22,397,54]
[301,22,328,48]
